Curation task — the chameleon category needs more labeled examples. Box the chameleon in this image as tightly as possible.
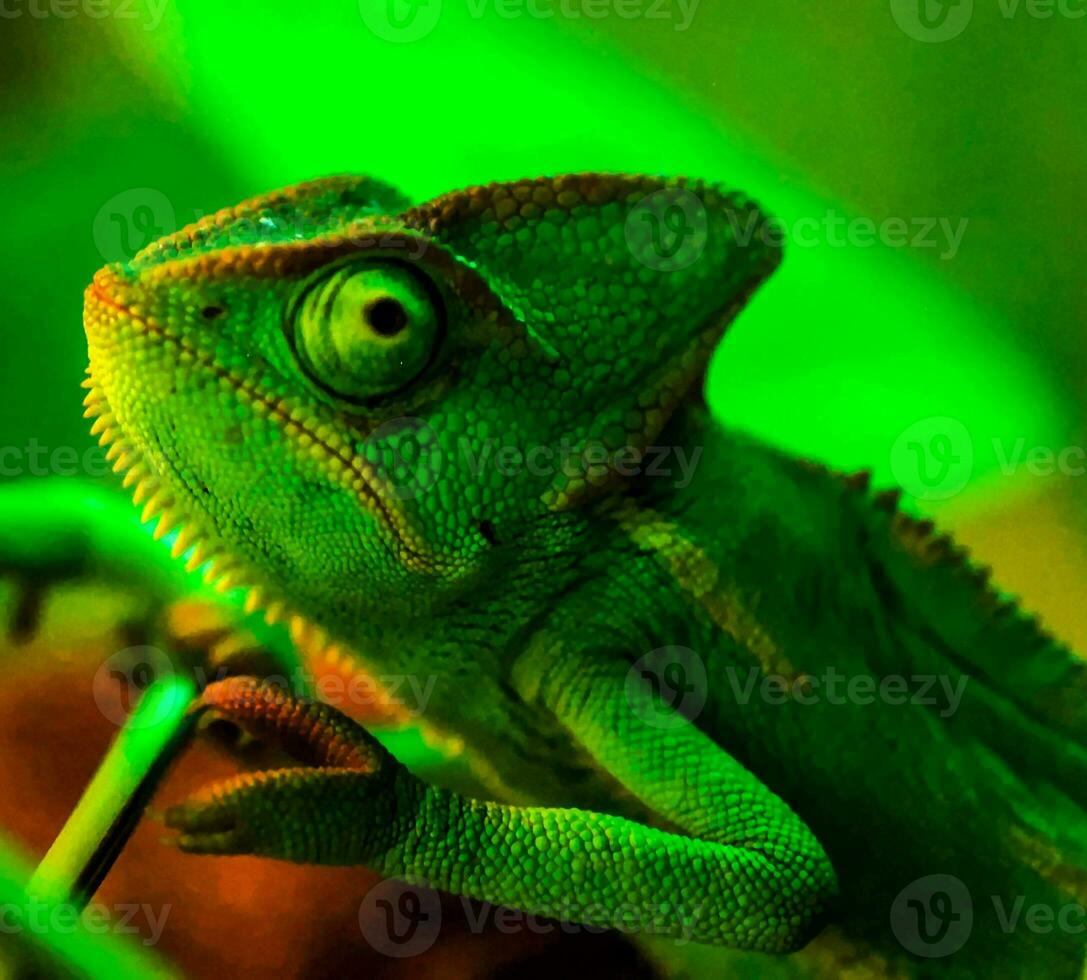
[62,171,1087,976]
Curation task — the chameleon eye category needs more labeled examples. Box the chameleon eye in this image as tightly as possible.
[292,260,443,402]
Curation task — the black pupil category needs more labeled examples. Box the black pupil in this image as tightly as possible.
[365,297,408,337]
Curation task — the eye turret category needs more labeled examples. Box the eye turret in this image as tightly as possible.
[292,260,443,402]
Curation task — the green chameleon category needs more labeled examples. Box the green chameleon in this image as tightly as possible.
[54,173,1087,976]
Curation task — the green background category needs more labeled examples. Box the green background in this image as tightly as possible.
[0,3,1085,975]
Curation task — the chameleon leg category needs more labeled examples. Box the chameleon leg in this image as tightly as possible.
[165,658,837,954]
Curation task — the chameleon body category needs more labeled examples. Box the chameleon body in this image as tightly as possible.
[70,173,1086,976]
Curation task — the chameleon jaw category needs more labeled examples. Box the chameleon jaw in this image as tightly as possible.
[81,369,289,620]
[81,367,418,730]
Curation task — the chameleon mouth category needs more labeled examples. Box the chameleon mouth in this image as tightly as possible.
[85,279,441,574]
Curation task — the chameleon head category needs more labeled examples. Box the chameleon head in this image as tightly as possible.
[83,174,780,637]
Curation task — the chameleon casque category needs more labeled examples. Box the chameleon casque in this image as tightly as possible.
[63,172,1087,976]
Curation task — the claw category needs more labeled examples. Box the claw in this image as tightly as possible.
[191,676,387,771]
[163,679,394,859]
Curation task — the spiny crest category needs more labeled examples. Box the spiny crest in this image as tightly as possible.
[825,464,1019,618]
[811,459,1087,745]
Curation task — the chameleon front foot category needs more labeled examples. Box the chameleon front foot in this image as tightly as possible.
[164,677,409,862]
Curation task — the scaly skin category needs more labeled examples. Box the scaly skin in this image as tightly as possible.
[73,174,1086,975]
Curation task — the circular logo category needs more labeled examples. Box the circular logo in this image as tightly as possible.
[358,878,442,957]
[92,188,175,263]
[890,0,974,42]
[359,416,443,501]
[625,646,708,729]
[92,645,177,729]
[890,416,974,502]
[359,0,443,42]
[625,189,708,273]
[890,873,973,957]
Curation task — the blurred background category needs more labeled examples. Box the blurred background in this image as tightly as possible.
[0,2,1084,976]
